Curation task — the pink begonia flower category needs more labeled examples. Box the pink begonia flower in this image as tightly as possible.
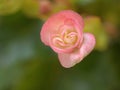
[40,10,96,68]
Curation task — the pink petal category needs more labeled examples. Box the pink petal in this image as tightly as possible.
[40,10,84,46]
[58,33,96,68]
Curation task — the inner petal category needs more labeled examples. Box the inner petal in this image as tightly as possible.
[64,32,78,44]
[52,37,66,48]
[51,23,80,50]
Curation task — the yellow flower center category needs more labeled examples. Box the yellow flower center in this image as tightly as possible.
[52,29,78,49]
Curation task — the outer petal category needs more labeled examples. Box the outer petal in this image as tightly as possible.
[58,33,96,68]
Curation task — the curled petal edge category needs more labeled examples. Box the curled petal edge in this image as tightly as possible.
[58,33,96,68]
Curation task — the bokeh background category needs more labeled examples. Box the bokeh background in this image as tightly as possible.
[0,0,120,90]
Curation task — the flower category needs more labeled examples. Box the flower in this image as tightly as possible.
[40,10,96,68]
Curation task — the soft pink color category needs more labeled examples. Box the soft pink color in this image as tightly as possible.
[40,10,96,68]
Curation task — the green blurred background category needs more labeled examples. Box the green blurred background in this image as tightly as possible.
[0,0,120,90]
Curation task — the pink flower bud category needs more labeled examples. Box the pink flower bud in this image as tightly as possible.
[39,0,52,14]
[40,10,96,68]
